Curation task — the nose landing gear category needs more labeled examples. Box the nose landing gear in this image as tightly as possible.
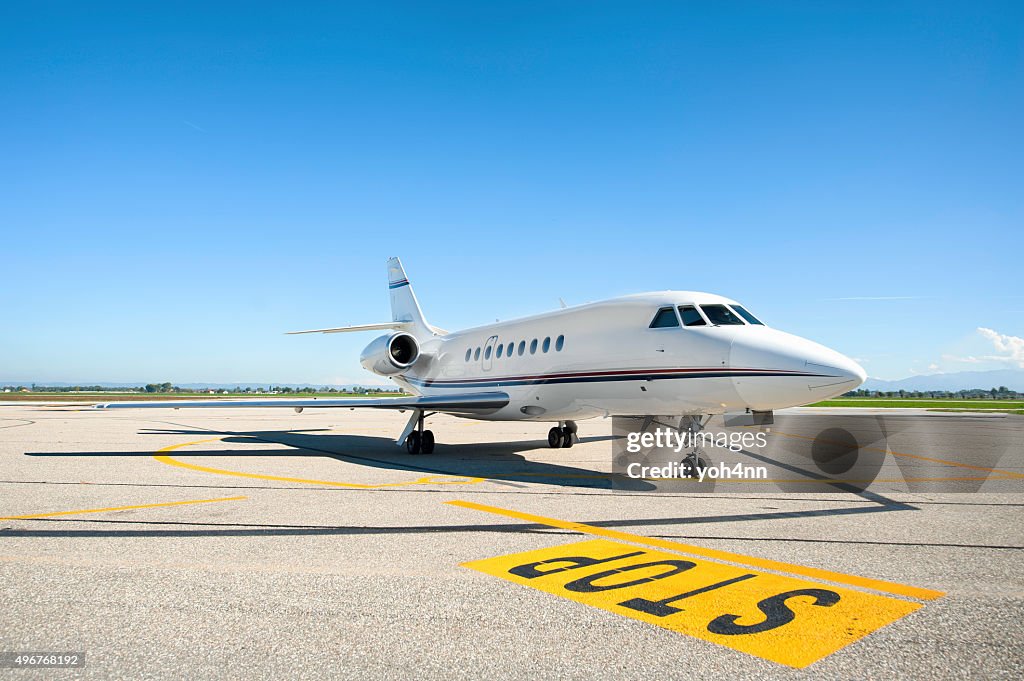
[679,415,710,479]
[681,453,709,479]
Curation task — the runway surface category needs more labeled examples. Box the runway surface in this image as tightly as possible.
[1,404,1022,679]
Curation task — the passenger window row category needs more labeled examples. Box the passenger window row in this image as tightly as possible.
[464,335,565,362]
[649,304,764,328]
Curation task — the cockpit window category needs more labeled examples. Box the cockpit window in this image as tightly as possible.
[730,305,764,325]
[700,304,744,325]
[649,307,680,328]
[678,305,707,327]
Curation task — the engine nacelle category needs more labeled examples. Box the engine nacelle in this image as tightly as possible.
[359,332,421,376]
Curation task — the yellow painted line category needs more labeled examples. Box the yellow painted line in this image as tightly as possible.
[631,475,1016,483]
[428,471,1014,483]
[453,472,1014,483]
[0,495,247,520]
[768,429,1024,480]
[154,438,484,488]
[446,500,945,601]
[464,539,921,668]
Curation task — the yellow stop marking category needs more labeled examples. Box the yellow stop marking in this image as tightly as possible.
[463,539,922,668]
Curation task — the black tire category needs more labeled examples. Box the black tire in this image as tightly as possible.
[547,427,563,449]
[560,427,574,448]
[683,456,709,479]
[406,431,421,455]
[421,430,435,454]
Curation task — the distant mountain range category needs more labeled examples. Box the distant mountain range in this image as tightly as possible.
[863,369,1024,392]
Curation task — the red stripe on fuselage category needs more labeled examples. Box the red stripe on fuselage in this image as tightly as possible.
[411,366,820,386]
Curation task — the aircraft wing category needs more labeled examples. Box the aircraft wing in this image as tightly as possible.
[285,322,414,335]
[92,392,509,415]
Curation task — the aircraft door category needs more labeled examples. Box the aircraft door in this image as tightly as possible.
[482,335,498,371]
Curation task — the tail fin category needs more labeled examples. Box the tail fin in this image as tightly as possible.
[387,257,433,337]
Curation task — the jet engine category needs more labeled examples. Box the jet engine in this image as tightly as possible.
[359,332,421,376]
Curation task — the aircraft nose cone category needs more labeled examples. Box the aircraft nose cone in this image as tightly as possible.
[804,351,867,398]
[833,355,867,387]
[730,329,866,409]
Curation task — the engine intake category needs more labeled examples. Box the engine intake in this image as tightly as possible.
[359,332,421,376]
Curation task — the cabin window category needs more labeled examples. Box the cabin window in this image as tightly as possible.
[518,341,526,356]
[649,307,680,328]
[465,348,472,361]
[700,304,744,325]
[678,305,707,327]
[474,347,480,360]
[484,345,492,359]
[496,343,504,357]
[530,339,538,354]
[556,335,564,351]
[730,305,764,325]
[542,337,551,353]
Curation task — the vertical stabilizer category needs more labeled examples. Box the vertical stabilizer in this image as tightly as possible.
[387,257,432,337]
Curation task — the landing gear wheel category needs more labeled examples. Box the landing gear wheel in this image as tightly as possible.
[682,455,708,479]
[421,430,435,454]
[560,427,574,448]
[547,427,564,449]
[406,431,422,455]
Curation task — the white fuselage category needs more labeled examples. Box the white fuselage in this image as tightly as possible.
[390,291,866,422]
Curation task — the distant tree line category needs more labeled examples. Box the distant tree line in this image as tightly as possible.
[2,383,1017,399]
[843,386,1021,399]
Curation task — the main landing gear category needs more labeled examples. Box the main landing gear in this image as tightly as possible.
[405,411,435,455]
[547,421,577,449]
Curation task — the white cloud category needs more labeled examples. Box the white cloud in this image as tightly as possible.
[977,328,1024,368]
[928,363,939,370]
[943,329,1024,368]
[942,353,984,364]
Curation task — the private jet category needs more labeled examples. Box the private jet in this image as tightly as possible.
[96,257,866,470]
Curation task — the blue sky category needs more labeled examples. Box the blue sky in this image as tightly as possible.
[2,1,1021,384]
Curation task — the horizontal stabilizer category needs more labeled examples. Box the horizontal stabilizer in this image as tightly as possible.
[92,391,510,415]
[286,322,414,335]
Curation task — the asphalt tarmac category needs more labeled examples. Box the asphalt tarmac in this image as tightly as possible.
[1,404,1021,679]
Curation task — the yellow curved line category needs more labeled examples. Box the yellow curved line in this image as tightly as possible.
[153,438,484,488]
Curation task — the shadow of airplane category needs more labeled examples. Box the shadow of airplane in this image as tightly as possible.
[15,424,929,539]
[0,499,920,539]
[26,426,654,491]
